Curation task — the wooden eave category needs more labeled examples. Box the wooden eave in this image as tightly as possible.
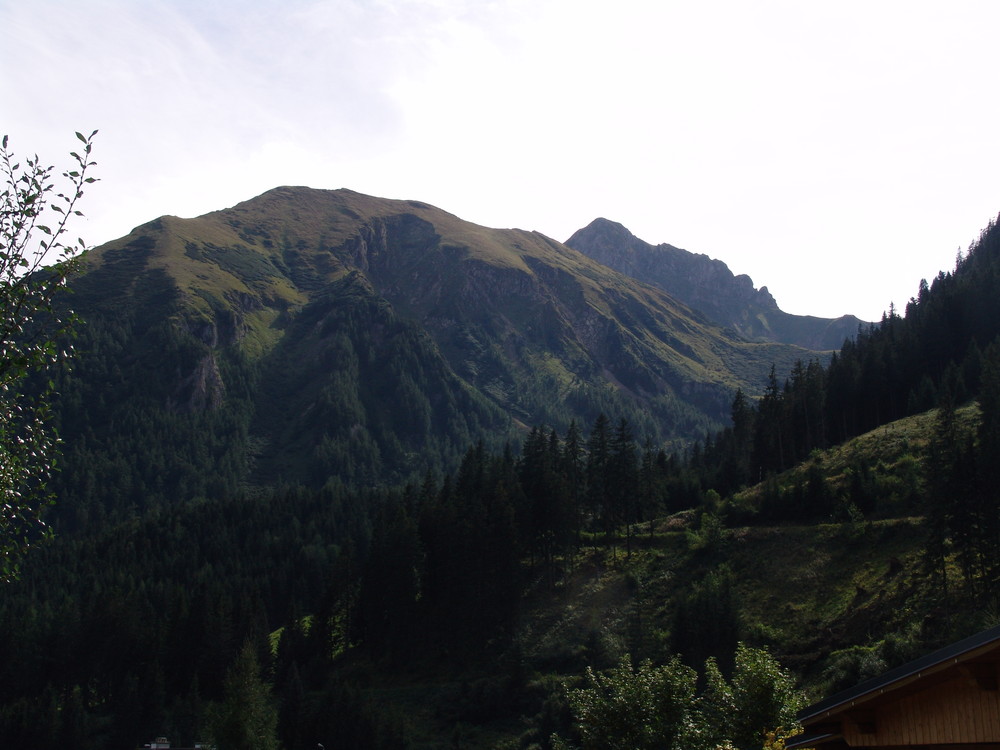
[788,624,1000,748]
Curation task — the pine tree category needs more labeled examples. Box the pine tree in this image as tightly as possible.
[208,641,280,750]
[562,420,586,541]
[638,438,659,537]
[609,418,638,556]
[520,426,576,572]
[923,382,973,594]
[977,339,1000,594]
[586,413,612,545]
[753,366,786,476]
[721,388,754,491]
[356,500,421,654]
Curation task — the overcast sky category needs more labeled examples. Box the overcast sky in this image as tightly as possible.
[4,0,1000,322]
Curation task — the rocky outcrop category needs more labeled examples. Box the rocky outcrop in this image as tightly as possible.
[168,352,225,412]
[566,218,864,350]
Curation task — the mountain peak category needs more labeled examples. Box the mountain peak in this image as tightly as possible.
[566,219,861,349]
[567,218,777,308]
[577,217,633,238]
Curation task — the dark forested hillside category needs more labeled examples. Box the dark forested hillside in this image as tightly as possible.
[688,212,1000,498]
[0,413,814,749]
[0,414,684,748]
[661,214,1000,625]
[3,400,997,749]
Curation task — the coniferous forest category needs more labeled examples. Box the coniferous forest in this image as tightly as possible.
[4,183,1000,748]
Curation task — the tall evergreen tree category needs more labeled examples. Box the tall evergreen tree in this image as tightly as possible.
[720,388,754,492]
[356,499,422,655]
[208,641,280,750]
[586,413,612,544]
[638,438,660,537]
[562,419,586,540]
[923,382,979,594]
[609,418,638,556]
[753,366,786,476]
[977,339,1000,594]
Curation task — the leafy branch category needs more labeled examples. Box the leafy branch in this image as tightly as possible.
[0,130,98,580]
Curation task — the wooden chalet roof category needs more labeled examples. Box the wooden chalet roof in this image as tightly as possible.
[788,623,1000,749]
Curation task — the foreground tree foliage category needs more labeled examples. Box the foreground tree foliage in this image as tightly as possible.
[554,654,699,750]
[0,131,96,580]
[553,644,802,750]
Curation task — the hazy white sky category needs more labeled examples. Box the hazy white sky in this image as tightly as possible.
[4,0,1000,322]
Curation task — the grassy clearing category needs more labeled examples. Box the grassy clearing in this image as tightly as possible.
[363,512,936,747]
[732,403,979,521]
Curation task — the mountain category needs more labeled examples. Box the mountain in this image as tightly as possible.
[566,218,865,350]
[5,189,1000,749]
[51,187,820,520]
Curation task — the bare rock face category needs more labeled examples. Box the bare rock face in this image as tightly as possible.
[565,218,775,319]
[566,218,864,350]
[169,352,225,412]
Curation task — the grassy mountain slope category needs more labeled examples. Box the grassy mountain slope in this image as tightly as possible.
[56,187,822,513]
[214,188,810,420]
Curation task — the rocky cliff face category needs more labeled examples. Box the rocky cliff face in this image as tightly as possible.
[566,218,778,317]
[566,218,864,350]
[326,209,734,423]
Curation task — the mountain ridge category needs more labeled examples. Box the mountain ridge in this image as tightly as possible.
[83,186,817,411]
[566,217,865,350]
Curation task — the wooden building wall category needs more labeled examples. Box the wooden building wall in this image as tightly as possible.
[840,675,1000,747]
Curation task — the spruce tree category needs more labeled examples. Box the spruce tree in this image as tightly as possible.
[609,418,638,556]
[586,413,612,541]
[208,641,280,750]
[977,339,1000,593]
